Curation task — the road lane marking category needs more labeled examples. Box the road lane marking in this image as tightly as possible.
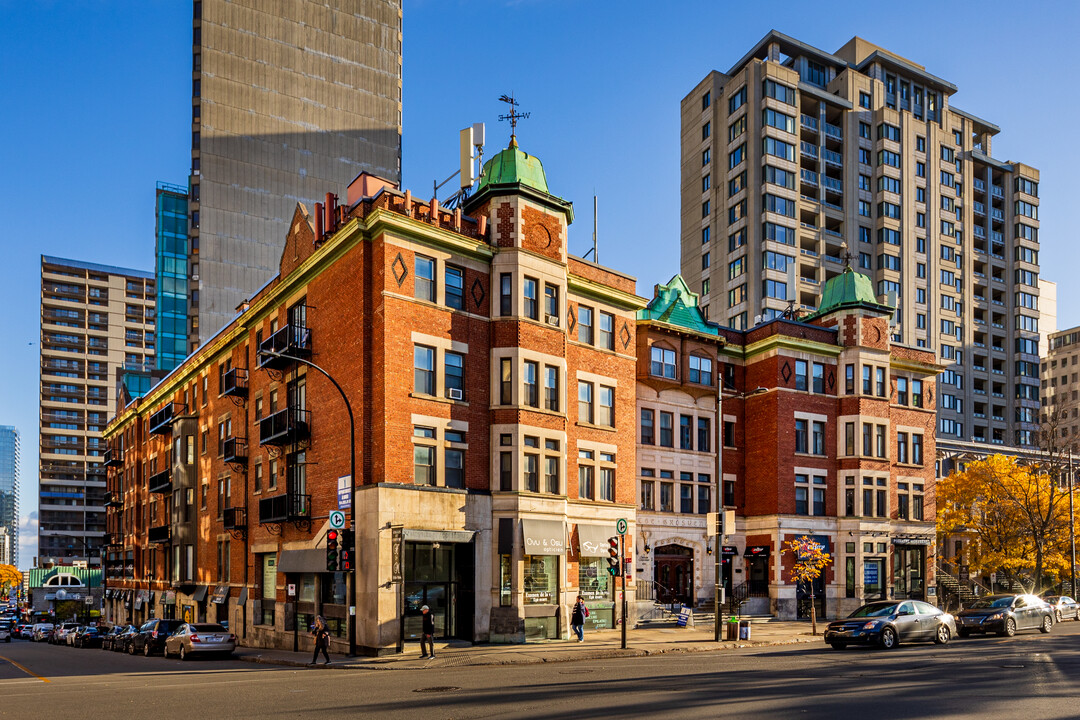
[0,655,50,683]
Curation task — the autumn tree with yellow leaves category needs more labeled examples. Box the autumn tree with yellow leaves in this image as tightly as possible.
[937,455,1077,592]
[0,564,20,595]
[784,536,832,635]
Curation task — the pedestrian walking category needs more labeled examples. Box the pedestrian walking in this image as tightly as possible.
[420,605,436,659]
[310,615,330,665]
[570,595,589,642]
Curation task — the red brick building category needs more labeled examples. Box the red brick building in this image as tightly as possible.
[634,268,941,619]
[103,136,645,652]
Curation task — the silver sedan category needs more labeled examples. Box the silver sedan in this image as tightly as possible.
[163,623,236,660]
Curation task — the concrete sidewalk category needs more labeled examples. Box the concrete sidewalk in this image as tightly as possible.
[233,620,819,671]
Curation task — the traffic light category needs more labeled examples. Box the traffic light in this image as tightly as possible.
[607,536,622,576]
[339,529,354,571]
[326,529,340,571]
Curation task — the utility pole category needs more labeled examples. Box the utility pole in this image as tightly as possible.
[1070,450,1077,598]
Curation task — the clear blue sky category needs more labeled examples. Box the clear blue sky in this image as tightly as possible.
[1,0,1075,568]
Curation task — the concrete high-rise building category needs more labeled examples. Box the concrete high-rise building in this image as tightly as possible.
[1041,325,1080,442]
[1038,278,1058,359]
[681,31,1042,448]
[156,182,189,373]
[188,0,403,347]
[0,426,19,567]
[39,257,156,565]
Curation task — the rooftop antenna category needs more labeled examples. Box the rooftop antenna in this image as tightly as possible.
[498,93,530,146]
[434,123,486,208]
[582,195,598,263]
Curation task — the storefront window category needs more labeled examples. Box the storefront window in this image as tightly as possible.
[524,555,557,604]
[320,571,347,605]
[299,574,316,603]
[577,558,610,602]
[500,555,513,607]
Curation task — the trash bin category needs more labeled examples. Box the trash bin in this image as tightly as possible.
[738,619,752,641]
[726,616,739,640]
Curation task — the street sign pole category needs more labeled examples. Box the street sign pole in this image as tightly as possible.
[617,518,628,650]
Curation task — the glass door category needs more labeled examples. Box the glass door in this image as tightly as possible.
[864,558,885,601]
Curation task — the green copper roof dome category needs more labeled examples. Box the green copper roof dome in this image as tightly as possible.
[474,137,549,195]
[808,266,893,320]
[637,275,719,337]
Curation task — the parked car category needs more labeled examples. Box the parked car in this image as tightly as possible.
[113,625,140,653]
[50,623,80,645]
[956,594,1055,637]
[0,626,10,643]
[164,623,237,660]
[19,624,34,639]
[1042,595,1080,623]
[99,625,125,651]
[73,626,102,648]
[65,625,86,646]
[31,623,54,642]
[130,618,184,656]
[824,600,957,649]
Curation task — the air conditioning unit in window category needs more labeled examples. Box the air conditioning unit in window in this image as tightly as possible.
[546,315,559,326]
[447,388,464,401]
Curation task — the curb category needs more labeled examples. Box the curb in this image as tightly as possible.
[233,635,818,671]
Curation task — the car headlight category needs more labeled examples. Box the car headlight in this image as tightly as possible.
[862,621,881,630]
[988,612,1004,620]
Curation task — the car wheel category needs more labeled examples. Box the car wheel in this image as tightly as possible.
[1041,615,1053,634]
[129,642,136,655]
[829,641,846,650]
[180,645,188,661]
[1001,618,1016,637]
[1056,610,1062,623]
[934,624,951,645]
[144,642,152,657]
[879,626,897,649]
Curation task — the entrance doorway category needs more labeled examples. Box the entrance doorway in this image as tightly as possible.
[401,541,475,644]
[654,544,694,606]
[796,576,825,620]
[893,546,926,600]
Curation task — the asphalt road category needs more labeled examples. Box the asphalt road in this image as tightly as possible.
[3,622,1080,719]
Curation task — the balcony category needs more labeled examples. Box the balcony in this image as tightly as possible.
[822,148,842,167]
[103,447,123,467]
[258,321,312,370]
[822,176,843,193]
[223,506,247,530]
[148,402,184,435]
[991,186,1004,199]
[258,493,311,524]
[800,169,818,186]
[800,141,818,159]
[991,209,1005,221]
[800,114,818,131]
[221,367,248,398]
[148,525,171,544]
[223,436,247,465]
[823,122,842,140]
[258,407,310,446]
[104,491,122,508]
[148,468,171,494]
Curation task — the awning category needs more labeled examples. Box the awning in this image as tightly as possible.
[522,519,566,556]
[744,545,771,558]
[210,586,230,604]
[104,589,113,599]
[191,585,208,603]
[721,546,738,556]
[576,524,613,557]
[278,549,328,573]
[237,587,248,606]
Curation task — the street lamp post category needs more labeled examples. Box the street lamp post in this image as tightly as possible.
[715,386,766,642]
[264,351,357,657]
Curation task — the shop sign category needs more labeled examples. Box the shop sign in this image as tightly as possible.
[744,545,770,558]
[864,563,879,586]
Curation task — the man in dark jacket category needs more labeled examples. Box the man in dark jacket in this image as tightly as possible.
[420,605,436,659]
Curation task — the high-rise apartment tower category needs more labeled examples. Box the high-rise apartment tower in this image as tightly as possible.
[681,31,1042,448]
[187,0,403,347]
[38,257,156,565]
[0,426,19,566]
[156,182,189,373]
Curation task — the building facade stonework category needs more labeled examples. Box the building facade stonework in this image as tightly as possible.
[105,139,643,653]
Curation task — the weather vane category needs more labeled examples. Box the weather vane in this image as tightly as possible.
[498,93,530,145]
